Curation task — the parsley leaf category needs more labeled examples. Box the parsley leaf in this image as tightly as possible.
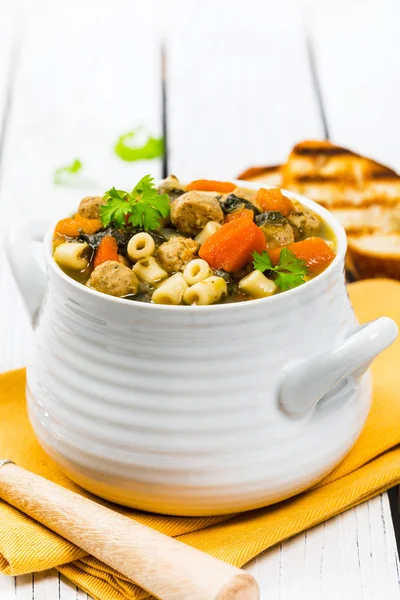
[53,159,83,184]
[274,269,306,291]
[100,175,170,232]
[100,188,131,227]
[252,251,273,273]
[252,248,308,291]
[278,247,306,273]
[115,128,164,162]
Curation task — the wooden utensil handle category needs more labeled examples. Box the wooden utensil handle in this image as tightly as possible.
[0,463,259,600]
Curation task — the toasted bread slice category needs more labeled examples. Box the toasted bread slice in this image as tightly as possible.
[347,234,400,279]
[284,179,400,208]
[331,205,400,234]
[237,164,283,186]
[283,140,398,180]
[282,140,400,209]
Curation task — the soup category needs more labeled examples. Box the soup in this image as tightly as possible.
[52,175,336,305]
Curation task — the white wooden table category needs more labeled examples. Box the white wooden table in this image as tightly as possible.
[0,0,399,598]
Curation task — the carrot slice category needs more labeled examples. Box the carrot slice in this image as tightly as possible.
[54,218,80,237]
[55,215,102,238]
[93,235,119,269]
[199,217,266,272]
[74,213,102,234]
[225,208,254,223]
[255,188,294,217]
[268,237,335,274]
[186,179,236,193]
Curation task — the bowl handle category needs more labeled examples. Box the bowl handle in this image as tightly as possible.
[279,317,398,417]
[5,221,49,327]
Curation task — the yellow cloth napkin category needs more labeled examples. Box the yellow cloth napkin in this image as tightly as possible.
[1,279,400,600]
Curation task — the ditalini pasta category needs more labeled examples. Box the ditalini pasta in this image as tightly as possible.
[183,259,211,286]
[127,232,156,261]
[195,221,222,245]
[54,242,90,271]
[239,270,277,298]
[52,175,336,303]
[132,257,168,284]
[152,273,188,305]
[183,276,228,306]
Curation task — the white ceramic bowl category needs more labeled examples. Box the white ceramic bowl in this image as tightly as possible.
[6,182,398,516]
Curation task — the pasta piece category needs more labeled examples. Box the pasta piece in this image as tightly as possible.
[132,256,168,284]
[152,273,188,305]
[195,221,222,245]
[183,259,211,285]
[127,232,156,261]
[54,242,90,271]
[239,270,277,298]
[183,276,227,306]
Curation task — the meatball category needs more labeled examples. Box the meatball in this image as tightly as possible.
[156,237,200,273]
[255,212,295,249]
[78,196,106,219]
[170,191,224,235]
[158,175,186,201]
[287,210,321,240]
[88,261,139,297]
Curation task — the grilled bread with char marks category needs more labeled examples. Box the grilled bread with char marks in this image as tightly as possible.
[238,164,282,186]
[282,141,400,212]
[237,140,400,279]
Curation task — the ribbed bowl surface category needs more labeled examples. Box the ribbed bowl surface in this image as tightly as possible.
[27,255,371,515]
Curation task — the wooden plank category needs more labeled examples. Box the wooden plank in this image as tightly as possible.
[26,571,59,600]
[244,495,400,599]
[0,2,18,182]
[0,570,92,600]
[33,570,89,600]
[0,0,162,223]
[166,0,323,179]
[309,0,400,170]
[0,4,29,372]
[12,574,34,600]
[0,571,16,599]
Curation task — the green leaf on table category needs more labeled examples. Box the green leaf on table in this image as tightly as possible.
[53,159,83,185]
[115,127,164,162]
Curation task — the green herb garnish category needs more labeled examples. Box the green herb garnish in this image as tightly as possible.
[115,127,164,162]
[53,159,83,184]
[100,175,170,231]
[252,247,308,291]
